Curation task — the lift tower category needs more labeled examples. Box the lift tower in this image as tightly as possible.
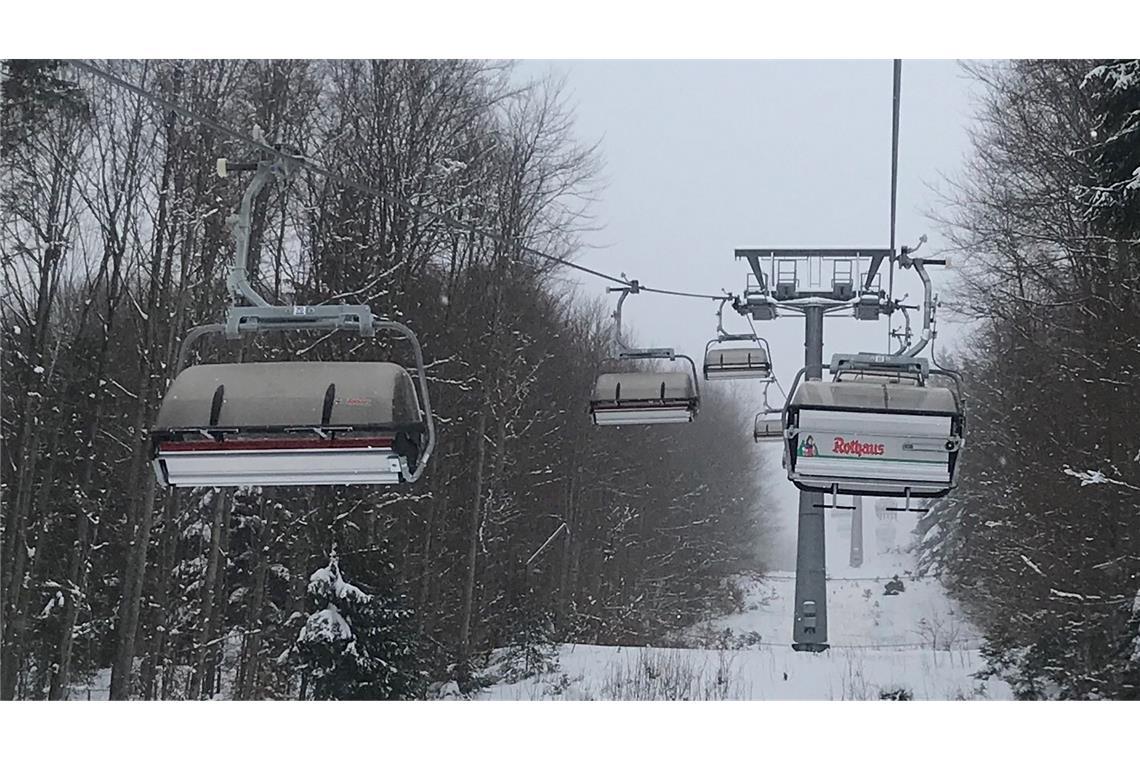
[850,495,865,568]
[735,246,892,652]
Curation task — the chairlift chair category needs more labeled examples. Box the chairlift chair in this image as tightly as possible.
[781,353,964,502]
[753,385,785,442]
[589,284,700,426]
[591,368,699,426]
[703,298,774,381]
[153,361,428,487]
[753,410,784,442]
[150,151,436,488]
[705,344,772,380]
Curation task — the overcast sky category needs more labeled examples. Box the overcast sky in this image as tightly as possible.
[514,60,982,567]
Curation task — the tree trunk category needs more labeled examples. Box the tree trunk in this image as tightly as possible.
[188,488,232,700]
[0,397,47,699]
[416,454,445,635]
[205,492,235,698]
[2,422,62,699]
[458,407,488,667]
[557,470,578,635]
[51,327,121,700]
[108,476,159,700]
[138,489,180,701]
[237,502,272,700]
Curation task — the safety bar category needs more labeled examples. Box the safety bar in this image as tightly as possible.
[224,304,374,339]
[677,354,701,396]
[620,348,676,360]
[829,353,929,379]
[780,365,808,466]
[930,367,966,447]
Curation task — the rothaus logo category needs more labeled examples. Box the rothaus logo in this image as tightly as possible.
[832,437,885,457]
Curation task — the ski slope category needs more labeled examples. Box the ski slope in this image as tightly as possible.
[68,509,1012,700]
[476,509,1012,700]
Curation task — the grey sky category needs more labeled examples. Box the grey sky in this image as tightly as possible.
[516,60,980,566]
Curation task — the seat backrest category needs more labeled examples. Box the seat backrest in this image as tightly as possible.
[753,414,783,440]
[791,379,956,414]
[705,346,769,367]
[155,362,421,430]
[592,371,695,403]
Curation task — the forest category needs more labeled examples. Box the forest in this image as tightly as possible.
[915,60,1140,699]
[0,60,769,700]
[2,58,1138,702]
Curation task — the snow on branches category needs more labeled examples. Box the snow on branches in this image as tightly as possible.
[289,547,424,699]
[1062,465,1140,492]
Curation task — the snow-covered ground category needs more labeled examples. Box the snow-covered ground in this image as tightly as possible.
[474,642,1000,700]
[476,508,1012,700]
[70,509,1012,700]
[69,666,111,701]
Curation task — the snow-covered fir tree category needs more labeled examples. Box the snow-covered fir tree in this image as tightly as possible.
[288,548,424,700]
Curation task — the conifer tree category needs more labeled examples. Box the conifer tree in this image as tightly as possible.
[291,548,425,700]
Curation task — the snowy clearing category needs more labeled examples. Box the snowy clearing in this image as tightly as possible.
[475,642,1000,700]
[473,572,1009,701]
[474,513,1011,701]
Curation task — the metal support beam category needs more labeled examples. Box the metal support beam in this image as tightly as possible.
[850,495,864,568]
[862,251,890,291]
[224,304,375,339]
[226,158,289,310]
[735,247,892,259]
[735,248,893,303]
[792,305,829,652]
